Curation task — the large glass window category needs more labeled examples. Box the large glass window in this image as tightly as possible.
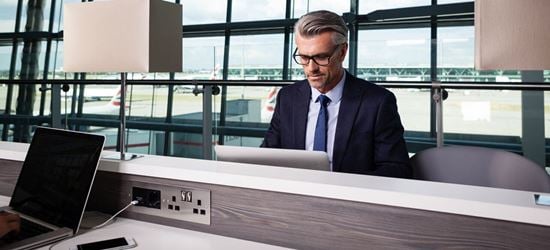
[438,27,520,82]
[360,0,429,14]
[0,84,12,114]
[292,0,350,18]
[443,89,522,137]
[48,40,72,80]
[0,0,18,32]
[229,34,284,80]
[182,0,227,25]
[126,85,168,118]
[232,0,285,22]
[358,28,430,81]
[358,28,430,133]
[178,37,224,80]
[0,46,11,79]
[81,84,120,115]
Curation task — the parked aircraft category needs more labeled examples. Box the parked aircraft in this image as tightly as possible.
[175,64,221,93]
[81,87,123,115]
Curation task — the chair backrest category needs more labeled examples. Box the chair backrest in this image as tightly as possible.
[410,145,550,192]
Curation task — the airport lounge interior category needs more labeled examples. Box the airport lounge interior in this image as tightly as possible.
[0,0,549,249]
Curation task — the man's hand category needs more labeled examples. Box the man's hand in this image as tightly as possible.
[0,212,20,238]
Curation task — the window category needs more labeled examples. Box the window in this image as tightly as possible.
[292,0,350,18]
[358,28,431,133]
[358,28,430,81]
[178,37,224,79]
[229,34,284,80]
[438,27,520,82]
[182,0,227,25]
[360,0,429,14]
[232,0,285,22]
[0,1,17,32]
[0,46,11,79]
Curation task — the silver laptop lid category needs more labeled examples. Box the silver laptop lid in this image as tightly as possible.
[215,145,330,171]
[9,127,105,235]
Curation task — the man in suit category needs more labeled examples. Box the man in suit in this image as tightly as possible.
[261,10,411,178]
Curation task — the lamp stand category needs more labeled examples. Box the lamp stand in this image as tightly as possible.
[103,72,142,161]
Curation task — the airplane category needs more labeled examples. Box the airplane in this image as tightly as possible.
[59,86,124,115]
[62,86,121,102]
[175,64,221,93]
[261,86,278,122]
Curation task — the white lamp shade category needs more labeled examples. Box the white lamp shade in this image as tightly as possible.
[475,0,550,70]
[64,0,182,73]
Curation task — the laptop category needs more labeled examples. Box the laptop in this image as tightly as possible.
[214,145,331,171]
[0,127,105,250]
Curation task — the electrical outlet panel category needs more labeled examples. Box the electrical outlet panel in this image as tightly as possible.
[129,183,211,225]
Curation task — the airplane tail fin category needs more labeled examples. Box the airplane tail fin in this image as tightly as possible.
[210,64,221,80]
[108,86,129,109]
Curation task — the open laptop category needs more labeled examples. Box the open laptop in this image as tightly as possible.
[214,145,331,171]
[0,127,105,250]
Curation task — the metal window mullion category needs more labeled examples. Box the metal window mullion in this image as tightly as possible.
[164,72,175,156]
[216,0,232,148]
[430,0,439,140]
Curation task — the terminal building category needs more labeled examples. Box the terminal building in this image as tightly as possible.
[0,1,548,249]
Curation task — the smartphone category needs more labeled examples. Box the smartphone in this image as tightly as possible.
[70,237,137,250]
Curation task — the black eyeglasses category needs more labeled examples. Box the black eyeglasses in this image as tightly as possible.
[293,44,341,66]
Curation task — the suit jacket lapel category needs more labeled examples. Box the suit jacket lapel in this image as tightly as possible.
[333,73,362,172]
[292,81,310,149]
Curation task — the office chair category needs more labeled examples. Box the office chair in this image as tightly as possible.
[410,145,550,192]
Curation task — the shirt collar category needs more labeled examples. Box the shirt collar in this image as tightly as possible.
[310,71,346,104]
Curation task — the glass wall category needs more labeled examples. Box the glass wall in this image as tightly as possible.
[182,0,227,25]
[232,0,286,22]
[0,0,548,168]
[229,34,284,80]
[0,46,11,79]
[360,0,429,14]
[293,0,350,17]
[358,28,431,133]
[0,0,18,32]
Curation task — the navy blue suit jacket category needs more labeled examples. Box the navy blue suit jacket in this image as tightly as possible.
[261,72,412,178]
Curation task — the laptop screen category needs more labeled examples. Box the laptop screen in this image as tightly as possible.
[9,127,105,233]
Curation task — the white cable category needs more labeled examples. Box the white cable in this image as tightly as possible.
[92,200,139,230]
[48,200,139,250]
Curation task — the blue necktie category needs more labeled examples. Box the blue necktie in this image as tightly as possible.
[313,95,331,152]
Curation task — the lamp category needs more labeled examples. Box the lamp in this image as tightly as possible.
[64,0,182,160]
[475,0,550,70]
[475,0,550,201]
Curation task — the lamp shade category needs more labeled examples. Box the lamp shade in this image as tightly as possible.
[475,0,550,70]
[64,0,182,73]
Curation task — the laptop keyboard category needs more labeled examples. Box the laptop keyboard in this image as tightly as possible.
[16,218,54,240]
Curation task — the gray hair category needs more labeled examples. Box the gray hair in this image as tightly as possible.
[294,10,348,45]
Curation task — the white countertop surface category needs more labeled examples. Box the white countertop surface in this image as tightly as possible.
[1,141,549,227]
[0,196,290,250]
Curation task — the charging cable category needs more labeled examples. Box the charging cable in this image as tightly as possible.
[91,200,139,230]
[48,200,139,250]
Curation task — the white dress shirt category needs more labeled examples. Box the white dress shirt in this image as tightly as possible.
[305,73,345,170]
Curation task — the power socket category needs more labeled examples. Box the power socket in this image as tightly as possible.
[129,182,211,225]
[132,187,161,209]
